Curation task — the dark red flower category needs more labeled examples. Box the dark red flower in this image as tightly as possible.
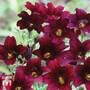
[43,60,73,90]
[17,2,64,33]
[25,2,64,17]
[68,8,90,34]
[17,11,44,32]
[74,57,90,89]
[70,37,90,59]
[25,58,45,79]
[25,2,47,16]
[0,36,31,65]
[46,2,64,16]
[13,58,46,89]
[43,11,75,39]
[33,35,66,63]
[12,66,32,90]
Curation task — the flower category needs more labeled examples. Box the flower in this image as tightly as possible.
[70,36,90,59]
[17,2,64,33]
[12,66,32,90]
[25,2,64,17]
[0,36,31,65]
[43,16,69,39]
[44,60,73,90]
[74,57,90,89]
[25,58,45,79]
[46,2,64,17]
[33,35,66,63]
[17,11,44,33]
[68,8,90,34]
[12,58,46,89]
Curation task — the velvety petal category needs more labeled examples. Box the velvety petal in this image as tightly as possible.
[0,77,2,89]
[48,59,60,71]
[61,11,70,20]
[39,35,51,47]
[82,39,90,51]
[15,66,26,80]
[18,11,30,18]
[33,50,42,58]
[67,23,77,29]
[59,50,77,62]
[47,84,58,90]
[34,76,43,83]
[43,26,51,35]
[16,45,26,54]
[82,25,90,33]
[35,2,47,15]
[52,38,67,51]
[70,37,81,53]
[25,2,35,11]
[27,58,41,66]
[76,8,87,19]
[55,6,64,16]
[4,36,16,50]
[0,45,5,54]
[86,13,90,21]
[17,19,28,29]
[47,2,55,15]
[59,83,71,90]
[85,82,90,90]
[5,57,16,65]
[74,77,83,86]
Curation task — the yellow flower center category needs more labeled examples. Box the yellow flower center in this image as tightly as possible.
[31,71,38,77]
[79,22,86,29]
[58,76,65,85]
[55,29,62,37]
[15,87,22,90]
[43,52,51,59]
[7,53,13,59]
[29,23,33,27]
[85,74,90,81]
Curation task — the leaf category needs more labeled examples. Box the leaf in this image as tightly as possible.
[0,61,11,75]
[33,82,47,90]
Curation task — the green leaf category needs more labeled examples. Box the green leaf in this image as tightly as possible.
[0,61,11,75]
[33,82,47,90]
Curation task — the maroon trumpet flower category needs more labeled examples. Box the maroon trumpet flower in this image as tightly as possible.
[25,2,64,17]
[0,36,31,65]
[12,66,32,90]
[11,58,47,90]
[68,8,90,34]
[17,10,44,33]
[70,36,90,59]
[43,60,73,90]
[17,2,64,33]
[25,58,45,80]
[33,35,66,63]
[74,57,90,89]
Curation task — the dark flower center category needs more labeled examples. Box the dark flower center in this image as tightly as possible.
[43,52,52,59]
[58,76,65,85]
[15,87,22,90]
[55,29,62,37]
[7,53,13,59]
[85,74,90,81]
[31,71,38,78]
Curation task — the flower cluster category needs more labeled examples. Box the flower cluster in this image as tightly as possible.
[0,1,90,90]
